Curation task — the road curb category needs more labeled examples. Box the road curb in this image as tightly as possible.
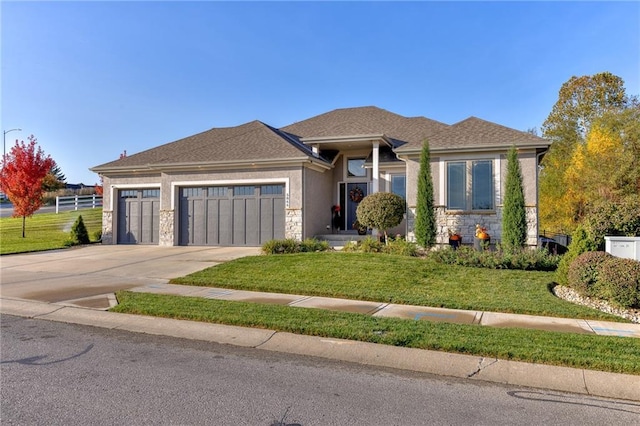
[2,297,638,402]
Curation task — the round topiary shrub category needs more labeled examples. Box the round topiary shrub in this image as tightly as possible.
[567,251,612,297]
[597,257,640,309]
[356,192,405,243]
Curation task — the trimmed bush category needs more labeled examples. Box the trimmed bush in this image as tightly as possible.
[262,238,331,255]
[70,215,90,245]
[299,238,331,253]
[340,237,421,257]
[597,257,640,309]
[384,238,420,257]
[430,246,560,271]
[556,226,597,286]
[356,192,405,243]
[567,251,612,297]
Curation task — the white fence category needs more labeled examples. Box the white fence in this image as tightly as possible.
[56,194,103,213]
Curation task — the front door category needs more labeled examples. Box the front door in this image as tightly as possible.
[340,182,368,231]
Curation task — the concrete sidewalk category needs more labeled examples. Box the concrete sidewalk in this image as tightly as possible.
[1,296,639,402]
[127,283,640,338]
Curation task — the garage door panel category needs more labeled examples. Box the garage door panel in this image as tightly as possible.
[118,189,159,245]
[245,198,259,246]
[180,184,284,247]
[219,198,232,245]
[206,199,220,245]
[192,199,205,245]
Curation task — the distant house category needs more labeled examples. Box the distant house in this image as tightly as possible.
[91,106,550,246]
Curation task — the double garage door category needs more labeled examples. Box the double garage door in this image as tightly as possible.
[179,184,285,246]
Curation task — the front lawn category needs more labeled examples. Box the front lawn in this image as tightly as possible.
[171,252,625,321]
[0,208,102,255]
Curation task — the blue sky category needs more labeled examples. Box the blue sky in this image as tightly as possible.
[1,1,638,185]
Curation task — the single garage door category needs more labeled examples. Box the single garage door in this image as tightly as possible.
[179,184,285,246]
[117,189,160,244]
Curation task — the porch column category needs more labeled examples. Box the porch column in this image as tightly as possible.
[372,141,379,193]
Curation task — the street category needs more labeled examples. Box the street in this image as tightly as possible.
[0,203,57,218]
[2,315,638,425]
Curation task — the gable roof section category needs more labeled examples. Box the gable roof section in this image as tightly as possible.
[396,117,549,154]
[92,120,327,173]
[280,106,450,148]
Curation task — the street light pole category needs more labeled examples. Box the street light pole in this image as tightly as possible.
[3,128,22,160]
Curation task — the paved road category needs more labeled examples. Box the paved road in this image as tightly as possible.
[0,203,57,218]
[2,315,638,426]
[0,245,260,308]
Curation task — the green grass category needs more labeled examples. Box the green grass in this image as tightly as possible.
[0,208,102,254]
[112,291,640,375]
[171,252,626,321]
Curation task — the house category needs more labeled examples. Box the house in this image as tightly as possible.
[90,106,550,247]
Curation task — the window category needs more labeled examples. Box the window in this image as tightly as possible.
[208,187,228,197]
[446,162,466,210]
[182,188,202,197]
[260,185,283,195]
[347,158,367,177]
[390,175,406,199]
[120,190,138,199]
[233,186,255,196]
[142,189,159,198]
[446,160,494,210]
[471,160,493,209]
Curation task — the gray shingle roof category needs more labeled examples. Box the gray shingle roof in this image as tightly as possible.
[92,106,549,172]
[92,120,317,171]
[405,116,549,153]
[281,106,450,148]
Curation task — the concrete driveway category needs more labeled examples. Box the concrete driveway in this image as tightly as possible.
[0,245,260,309]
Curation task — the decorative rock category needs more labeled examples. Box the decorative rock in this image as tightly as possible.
[553,285,640,324]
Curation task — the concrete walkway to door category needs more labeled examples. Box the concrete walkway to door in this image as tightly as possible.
[0,245,260,309]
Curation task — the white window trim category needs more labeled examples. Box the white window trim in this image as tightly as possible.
[439,154,501,210]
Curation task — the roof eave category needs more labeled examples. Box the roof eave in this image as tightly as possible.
[91,156,332,175]
[395,142,551,156]
[300,134,393,147]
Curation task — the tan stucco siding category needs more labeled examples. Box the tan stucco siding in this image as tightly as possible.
[303,167,334,238]
[102,174,162,211]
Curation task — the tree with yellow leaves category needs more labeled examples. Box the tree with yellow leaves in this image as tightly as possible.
[539,72,637,234]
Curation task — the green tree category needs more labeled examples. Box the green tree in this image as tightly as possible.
[42,163,66,192]
[502,145,527,251]
[414,140,436,248]
[70,215,90,245]
[356,192,405,244]
[539,72,634,233]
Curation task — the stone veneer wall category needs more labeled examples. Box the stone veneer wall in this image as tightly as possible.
[407,206,538,247]
[286,208,303,240]
[159,210,174,246]
[101,211,113,244]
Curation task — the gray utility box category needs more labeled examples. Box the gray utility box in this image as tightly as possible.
[605,236,640,261]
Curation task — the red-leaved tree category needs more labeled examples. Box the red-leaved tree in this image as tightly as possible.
[0,135,55,237]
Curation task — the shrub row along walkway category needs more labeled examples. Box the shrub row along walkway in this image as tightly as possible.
[127,283,640,338]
